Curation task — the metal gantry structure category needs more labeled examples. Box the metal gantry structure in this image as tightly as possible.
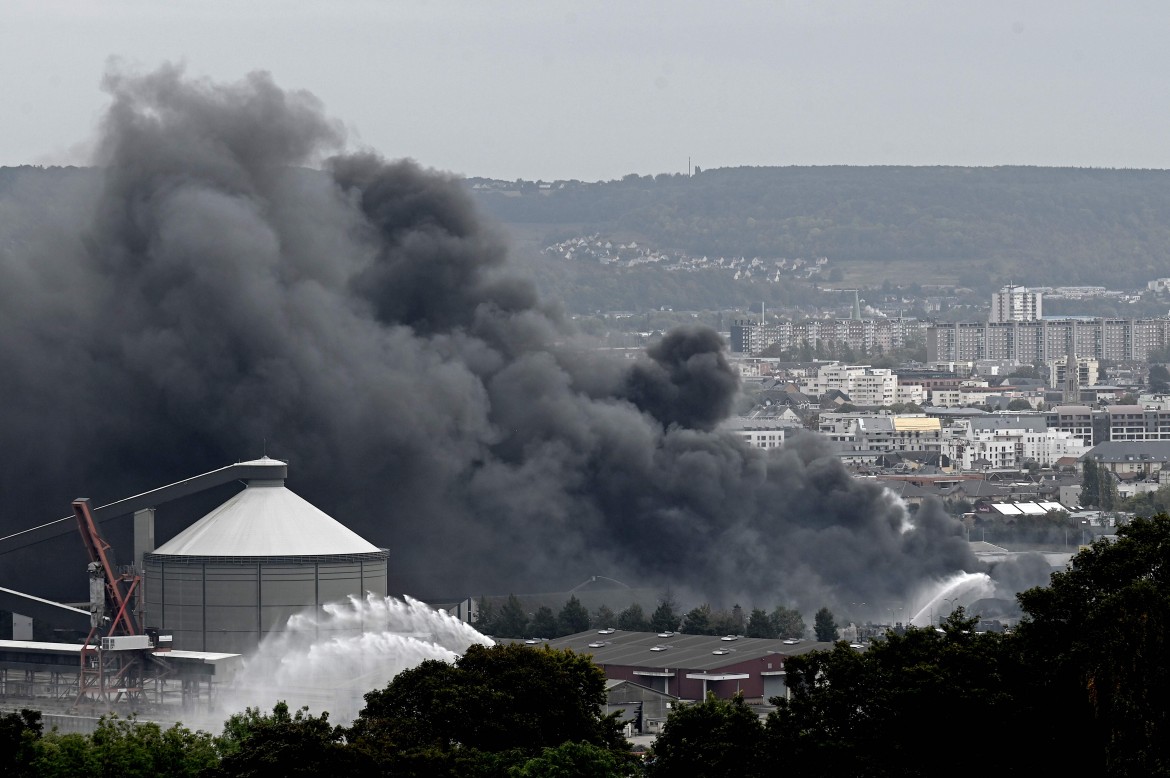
[0,459,290,711]
[72,497,159,705]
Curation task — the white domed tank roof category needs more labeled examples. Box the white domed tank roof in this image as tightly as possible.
[152,457,380,557]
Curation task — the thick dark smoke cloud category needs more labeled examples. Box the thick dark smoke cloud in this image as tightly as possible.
[0,65,1000,618]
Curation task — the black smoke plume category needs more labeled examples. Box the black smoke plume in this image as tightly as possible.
[0,65,1005,617]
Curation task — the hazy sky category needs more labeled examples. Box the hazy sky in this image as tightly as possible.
[4,1,1168,181]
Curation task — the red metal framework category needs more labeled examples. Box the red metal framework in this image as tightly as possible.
[72,498,146,705]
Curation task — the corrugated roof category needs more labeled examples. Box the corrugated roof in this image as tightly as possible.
[152,483,381,557]
[530,630,833,672]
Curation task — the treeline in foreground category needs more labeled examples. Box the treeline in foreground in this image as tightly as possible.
[6,513,1170,777]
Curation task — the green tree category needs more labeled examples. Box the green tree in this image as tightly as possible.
[1149,363,1170,394]
[350,643,630,775]
[558,595,592,636]
[1082,458,1120,510]
[1080,458,1101,507]
[472,597,497,636]
[530,606,558,639]
[649,694,766,778]
[649,598,680,633]
[0,709,42,778]
[592,604,616,629]
[770,605,805,639]
[680,604,713,635]
[509,741,626,777]
[813,607,838,642]
[1015,514,1170,775]
[215,702,353,778]
[495,594,529,639]
[29,732,92,778]
[617,603,650,632]
[1100,468,1120,510]
[730,604,745,633]
[710,607,741,636]
[768,611,1032,778]
[32,715,219,778]
[745,608,777,639]
[1008,364,1041,379]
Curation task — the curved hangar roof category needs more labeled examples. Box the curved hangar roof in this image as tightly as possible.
[153,468,380,557]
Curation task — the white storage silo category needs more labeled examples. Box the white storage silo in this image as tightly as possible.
[143,458,388,653]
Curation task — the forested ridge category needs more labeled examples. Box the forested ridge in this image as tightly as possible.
[9,164,1170,310]
[472,165,1170,288]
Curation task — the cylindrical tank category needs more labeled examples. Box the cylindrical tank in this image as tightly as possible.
[144,470,388,654]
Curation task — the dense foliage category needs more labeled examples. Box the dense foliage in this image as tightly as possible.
[770,611,1031,778]
[813,606,839,642]
[1015,514,1170,776]
[348,642,631,775]
[0,712,218,778]
[1081,458,1121,510]
[647,695,765,777]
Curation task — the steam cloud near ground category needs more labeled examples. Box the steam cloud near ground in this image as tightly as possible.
[0,65,1045,618]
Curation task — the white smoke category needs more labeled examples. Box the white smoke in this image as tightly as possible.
[908,572,996,627]
[193,594,492,731]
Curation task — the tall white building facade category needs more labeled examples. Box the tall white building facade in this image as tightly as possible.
[800,364,924,406]
[990,285,1043,323]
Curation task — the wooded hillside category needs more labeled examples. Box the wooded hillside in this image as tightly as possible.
[472,166,1170,290]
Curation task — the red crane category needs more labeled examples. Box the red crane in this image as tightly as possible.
[73,497,145,705]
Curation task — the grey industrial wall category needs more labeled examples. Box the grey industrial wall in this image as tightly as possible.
[143,552,388,653]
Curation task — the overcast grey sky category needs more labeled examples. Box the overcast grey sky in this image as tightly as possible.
[3,1,1168,181]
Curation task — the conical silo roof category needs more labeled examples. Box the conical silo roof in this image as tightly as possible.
[152,479,380,557]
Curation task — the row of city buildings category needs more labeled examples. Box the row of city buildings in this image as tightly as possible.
[730,284,1170,364]
[731,314,1170,363]
[736,362,1091,410]
[925,317,1169,363]
[730,316,927,356]
[726,399,1170,475]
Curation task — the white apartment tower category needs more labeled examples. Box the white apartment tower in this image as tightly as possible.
[990,284,1043,323]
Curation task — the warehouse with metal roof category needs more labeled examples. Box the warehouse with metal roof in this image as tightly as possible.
[533,629,835,704]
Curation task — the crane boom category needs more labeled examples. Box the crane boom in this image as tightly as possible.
[73,497,139,636]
